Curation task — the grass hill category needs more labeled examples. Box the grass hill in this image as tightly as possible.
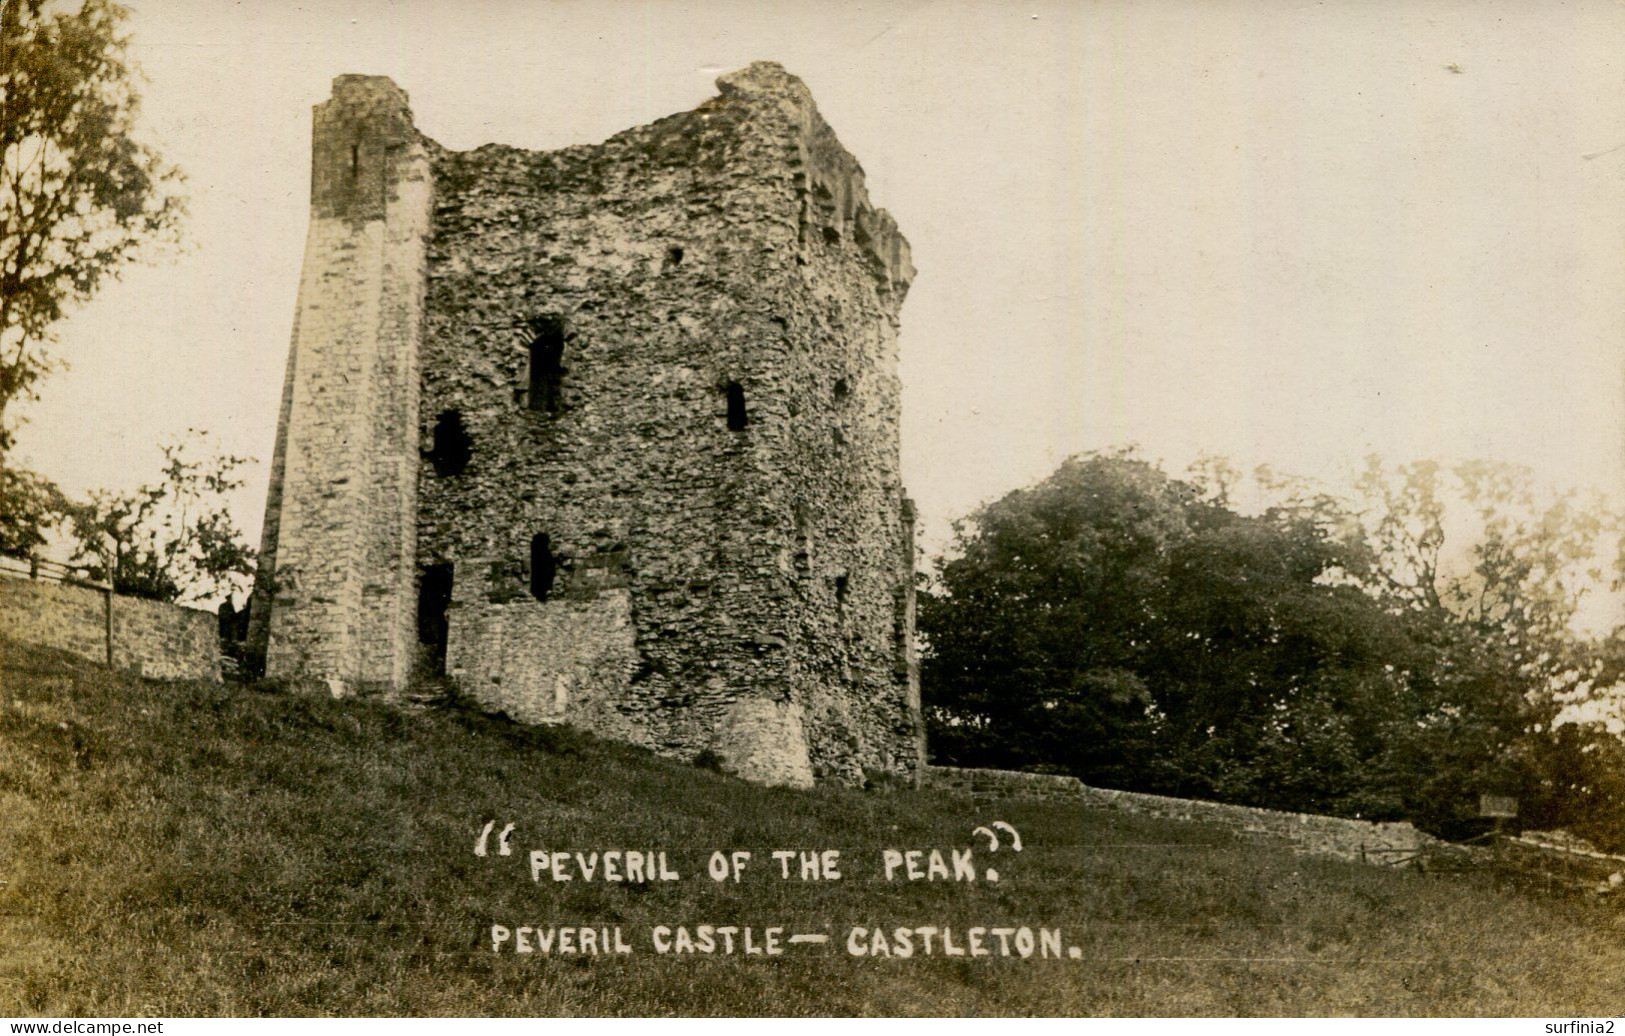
[1,637,1622,1017]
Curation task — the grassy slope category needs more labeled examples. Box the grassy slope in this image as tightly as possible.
[1,638,1621,1017]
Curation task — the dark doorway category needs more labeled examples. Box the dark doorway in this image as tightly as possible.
[417,563,454,674]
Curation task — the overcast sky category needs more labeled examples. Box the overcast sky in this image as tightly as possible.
[12,0,1625,563]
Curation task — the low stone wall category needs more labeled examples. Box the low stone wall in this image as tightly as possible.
[0,572,219,681]
[924,765,1433,863]
[925,765,1092,803]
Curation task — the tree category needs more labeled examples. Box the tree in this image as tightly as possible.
[919,451,1190,785]
[1349,457,1617,646]
[919,450,1419,813]
[923,448,1625,841]
[1144,502,1416,815]
[1349,458,1625,841]
[0,462,63,555]
[0,0,183,457]
[64,431,255,604]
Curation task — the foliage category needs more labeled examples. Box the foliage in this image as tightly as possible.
[691,747,728,774]
[920,449,1625,845]
[0,0,184,456]
[63,430,255,604]
[0,461,64,554]
[919,451,1186,786]
[920,450,1419,815]
[1352,457,1618,648]
[1532,716,1625,854]
[1347,459,1625,843]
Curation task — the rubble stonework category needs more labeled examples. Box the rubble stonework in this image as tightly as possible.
[250,64,925,787]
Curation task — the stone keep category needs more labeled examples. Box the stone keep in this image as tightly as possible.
[249,63,924,787]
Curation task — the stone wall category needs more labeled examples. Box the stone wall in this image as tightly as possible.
[254,75,432,694]
[745,63,924,784]
[924,765,1097,804]
[0,573,219,680]
[925,766,1434,863]
[445,562,641,734]
[252,64,924,788]
[412,62,920,787]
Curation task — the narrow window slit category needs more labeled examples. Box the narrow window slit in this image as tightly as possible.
[530,533,557,602]
[523,316,567,414]
[725,381,748,431]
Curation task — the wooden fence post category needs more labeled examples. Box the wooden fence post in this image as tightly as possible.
[102,550,114,668]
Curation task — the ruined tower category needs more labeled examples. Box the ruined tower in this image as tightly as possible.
[250,63,923,787]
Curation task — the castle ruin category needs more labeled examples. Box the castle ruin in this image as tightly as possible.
[247,63,924,787]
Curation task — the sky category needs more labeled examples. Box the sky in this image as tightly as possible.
[12,0,1625,569]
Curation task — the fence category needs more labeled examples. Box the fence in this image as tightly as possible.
[0,553,114,665]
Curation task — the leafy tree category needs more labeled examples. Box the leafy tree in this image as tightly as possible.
[1186,451,1241,509]
[920,450,1418,812]
[0,0,183,458]
[64,432,254,604]
[1532,715,1625,853]
[919,451,1190,786]
[1540,634,1625,851]
[1352,458,1449,610]
[1144,503,1416,815]
[923,448,1625,842]
[1349,458,1625,841]
[0,462,64,555]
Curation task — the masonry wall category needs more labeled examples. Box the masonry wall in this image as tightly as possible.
[257,76,433,693]
[253,65,924,788]
[925,766,1434,863]
[0,573,219,681]
[413,63,920,787]
[754,63,923,783]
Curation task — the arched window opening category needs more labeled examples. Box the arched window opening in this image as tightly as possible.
[523,316,567,414]
[834,378,850,402]
[725,381,748,431]
[530,533,557,602]
[430,411,471,477]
